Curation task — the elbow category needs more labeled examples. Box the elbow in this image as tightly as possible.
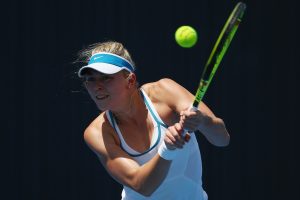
[225,134,230,146]
[130,186,153,197]
[214,132,230,147]
[224,135,230,146]
[216,133,230,147]
[213,129,230,147]
[214,118,230,147]
[132,182,157,197]
[138,188,154,197]
[130,178,158,197]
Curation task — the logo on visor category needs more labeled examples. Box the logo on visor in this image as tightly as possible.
[94,56,103,60]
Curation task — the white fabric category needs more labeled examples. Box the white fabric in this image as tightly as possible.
[106,89,208,200]
[157,140,178,160]
[78,63,127,76]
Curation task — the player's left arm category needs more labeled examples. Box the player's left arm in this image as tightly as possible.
[155,78,230,147]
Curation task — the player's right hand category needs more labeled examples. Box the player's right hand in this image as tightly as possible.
[164,123,186,150]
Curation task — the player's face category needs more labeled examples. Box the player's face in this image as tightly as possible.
[82,69,129,110]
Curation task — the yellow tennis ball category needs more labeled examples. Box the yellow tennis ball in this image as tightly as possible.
[175,26,198,48]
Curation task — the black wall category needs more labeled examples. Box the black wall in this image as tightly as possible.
[5,0,299,199]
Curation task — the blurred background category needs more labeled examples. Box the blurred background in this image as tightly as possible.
[4,0,299,199]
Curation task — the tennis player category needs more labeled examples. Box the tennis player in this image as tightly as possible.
[77,41,230,200]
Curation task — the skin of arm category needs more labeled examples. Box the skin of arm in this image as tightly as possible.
[84,114,174,197]
[83,78,229,197]
[150,78,230,147]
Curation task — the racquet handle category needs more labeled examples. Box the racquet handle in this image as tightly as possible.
[181,105,198,142]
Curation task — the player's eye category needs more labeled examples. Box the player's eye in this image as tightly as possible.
[83,75,112,84]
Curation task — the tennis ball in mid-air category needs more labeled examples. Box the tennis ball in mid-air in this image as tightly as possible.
[175,26,198,48]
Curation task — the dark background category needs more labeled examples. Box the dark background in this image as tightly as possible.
[4,0,299,199]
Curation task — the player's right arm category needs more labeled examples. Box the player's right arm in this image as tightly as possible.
[83,113,183,196]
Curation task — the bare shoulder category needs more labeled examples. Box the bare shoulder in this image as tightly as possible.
[83,112,118,158]
[141,78,194,112]
[142,78,180,91]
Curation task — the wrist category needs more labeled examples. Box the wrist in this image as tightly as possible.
[158,141,177,160]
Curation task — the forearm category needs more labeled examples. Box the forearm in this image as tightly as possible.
[130,154,172,196]
[198,116,230,146]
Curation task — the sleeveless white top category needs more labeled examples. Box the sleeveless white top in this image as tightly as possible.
[105,89,208,200]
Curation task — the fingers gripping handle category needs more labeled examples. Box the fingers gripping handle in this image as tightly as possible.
[181,106,198,142]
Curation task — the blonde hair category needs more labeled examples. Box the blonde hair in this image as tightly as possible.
[77,41,135,68]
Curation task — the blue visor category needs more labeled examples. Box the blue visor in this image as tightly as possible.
[78,52,135,76]
[88,53,134,72]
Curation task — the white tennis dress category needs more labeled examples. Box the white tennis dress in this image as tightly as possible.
[105,89,208,200]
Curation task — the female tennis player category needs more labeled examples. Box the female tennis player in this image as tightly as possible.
[77,41,230,200]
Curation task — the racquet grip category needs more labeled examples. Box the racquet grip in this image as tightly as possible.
[181,105,198,142]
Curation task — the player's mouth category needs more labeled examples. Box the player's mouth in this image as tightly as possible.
[96,95,109,100]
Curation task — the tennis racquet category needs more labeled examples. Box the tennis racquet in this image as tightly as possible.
[183,2,247,141]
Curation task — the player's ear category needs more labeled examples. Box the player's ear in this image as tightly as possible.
[126,73,136,88]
